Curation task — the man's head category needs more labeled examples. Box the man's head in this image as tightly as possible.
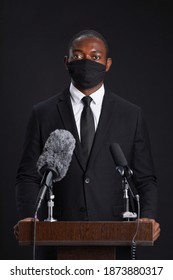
[65,30,112,93]
[68,29,109,58]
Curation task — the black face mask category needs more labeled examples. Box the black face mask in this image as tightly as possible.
[67,59,106,89]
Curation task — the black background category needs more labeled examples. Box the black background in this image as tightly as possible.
[1,0,173,259]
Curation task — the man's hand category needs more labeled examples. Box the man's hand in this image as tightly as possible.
[138,218,160,241]
[13,217,39,240]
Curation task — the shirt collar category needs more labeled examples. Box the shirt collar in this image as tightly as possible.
[69,82,105,105]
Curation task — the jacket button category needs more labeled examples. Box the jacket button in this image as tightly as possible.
[85,178,90,184]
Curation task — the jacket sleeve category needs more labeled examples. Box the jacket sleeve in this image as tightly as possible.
[15,107,43,219]
[132,109,158,219]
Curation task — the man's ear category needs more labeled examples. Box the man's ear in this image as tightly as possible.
[106,57,112,72]
[64,55,68,70]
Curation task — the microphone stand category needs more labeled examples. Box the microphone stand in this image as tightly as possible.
[122,176,137,220]
[34,170,57,220]
[116,166,138,220]
[44,186,57,222]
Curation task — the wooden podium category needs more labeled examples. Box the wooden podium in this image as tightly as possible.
[18,221,154,259]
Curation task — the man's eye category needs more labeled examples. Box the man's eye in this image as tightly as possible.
[73,54,83,60]
[92,55,100,60]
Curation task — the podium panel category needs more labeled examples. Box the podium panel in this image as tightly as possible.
[18,221,154,259]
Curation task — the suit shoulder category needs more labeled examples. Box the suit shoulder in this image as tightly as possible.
[33,91,62,111]
[109,90,141,112]
[32,88,69,112]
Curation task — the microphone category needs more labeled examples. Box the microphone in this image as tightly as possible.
[110,143,138,198]
[35,129,76,215]
[110,142,128,170]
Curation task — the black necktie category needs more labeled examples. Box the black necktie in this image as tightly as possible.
[80,96,95,162]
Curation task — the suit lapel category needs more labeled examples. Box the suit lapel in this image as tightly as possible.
[56,89,86,170]
[87,89,118,170]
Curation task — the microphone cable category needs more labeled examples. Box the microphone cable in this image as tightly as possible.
[33,213,37,260]
[131,195,140,260]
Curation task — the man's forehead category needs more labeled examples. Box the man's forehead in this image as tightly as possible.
[71,36,106,50]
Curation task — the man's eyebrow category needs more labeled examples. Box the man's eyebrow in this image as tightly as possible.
[91,50,103,54]
[72,49,83,52]
[72,49,103,53]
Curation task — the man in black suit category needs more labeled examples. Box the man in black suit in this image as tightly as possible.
[14,30,160,259]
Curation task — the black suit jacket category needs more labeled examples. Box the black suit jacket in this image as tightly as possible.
[16,87,158,221]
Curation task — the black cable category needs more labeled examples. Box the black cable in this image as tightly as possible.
[131,195,140,260]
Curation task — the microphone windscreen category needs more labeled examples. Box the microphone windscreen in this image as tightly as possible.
[37,129,76,182]
[110,143,128,167]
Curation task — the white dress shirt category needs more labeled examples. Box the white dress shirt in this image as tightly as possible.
[69,83,105,140]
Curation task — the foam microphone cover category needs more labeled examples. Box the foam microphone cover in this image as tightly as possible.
[37,129,76,182]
